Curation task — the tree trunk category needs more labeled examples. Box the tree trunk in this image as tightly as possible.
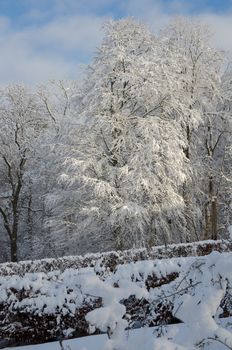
[114,226,123,251]
[183,182,193,242]
[211,197,218,240]
[10,237,17,262]
[27,191,33,254]
[208,172,218,240]
[204,205,210,240]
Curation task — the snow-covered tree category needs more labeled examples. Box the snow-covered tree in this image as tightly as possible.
[214,64,232,237]
[0,85,47,261]
[49,18,231,252]
[48,19,188,252]
[162,17,225,241]
[37,80,83,257]
[1,16,230,262]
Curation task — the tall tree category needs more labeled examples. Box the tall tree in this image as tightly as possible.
[162,17,224,241]
[37,80,82,257]
[48,19,188,252]
[0,85,46,261]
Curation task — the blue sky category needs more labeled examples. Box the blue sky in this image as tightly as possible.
[0,0,232,85]
[1,0,232,19]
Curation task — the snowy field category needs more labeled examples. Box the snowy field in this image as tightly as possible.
[2,251,232,349]
[5,318,232,350]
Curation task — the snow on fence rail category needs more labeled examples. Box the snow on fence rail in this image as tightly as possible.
[0,239,231,277]
[1,241,232,348]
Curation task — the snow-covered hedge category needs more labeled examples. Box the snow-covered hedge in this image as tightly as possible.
[1,247,232,348]
[0,239,231,277]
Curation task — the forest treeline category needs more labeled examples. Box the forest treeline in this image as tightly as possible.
[0,17,231,262]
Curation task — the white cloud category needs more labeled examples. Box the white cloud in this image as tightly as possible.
[1,0,232,85]
[197,13,232,56]
[123,0,232,55]
[121,0,171,30]
[31,15,105,53]
[0,14,105,85]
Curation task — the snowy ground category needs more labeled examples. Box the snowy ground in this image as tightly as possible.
[5,318,232,350]
[2,251,232,349]
[1,239,230,277]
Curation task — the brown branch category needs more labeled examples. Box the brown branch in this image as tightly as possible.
[212,131,225,153]
[42,96,57,124]
[14,123,21,150]
[2,155,15,193]
[0,206,12,239]
[58,81,69,117]
[207,336,232,350]
[141,95,170,118]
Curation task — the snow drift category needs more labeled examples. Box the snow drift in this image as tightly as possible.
[1,240,232,349]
